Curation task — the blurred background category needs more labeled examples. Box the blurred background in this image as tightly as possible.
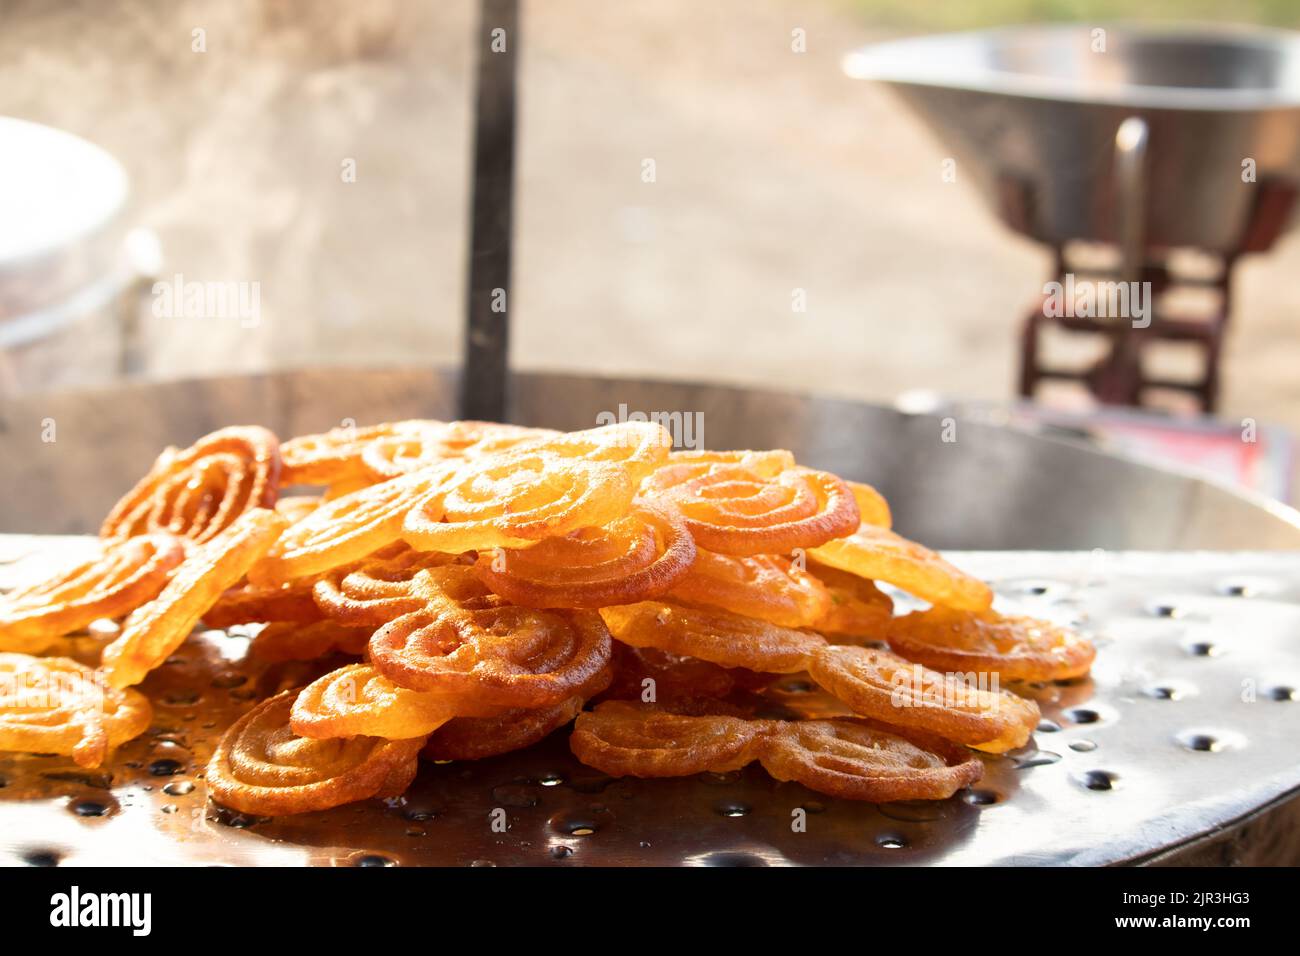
[2,0,1299,497]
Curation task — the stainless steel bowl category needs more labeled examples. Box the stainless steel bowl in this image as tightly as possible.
[844,24,1300,254]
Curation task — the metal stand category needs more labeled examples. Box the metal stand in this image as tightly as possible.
[459,0,519,422]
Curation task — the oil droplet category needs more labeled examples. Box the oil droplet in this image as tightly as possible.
[961,789,1000,806]
[1066,708,1100,725]
[469,859,495,867]
[148,759,184,777]
[354,854,397,867]
[163,690,201,706]
[536,772,564,787]
[1069,739,1098,752]
[550,845,574,859]
[1270,686,1296,702]
[1186,641,1218,657]
[1036,719,1061,733]
[211,671,247,689]
[162,780,195,796]
[875,834,908,849]
[22,849,61,867]
[715,801,751,818]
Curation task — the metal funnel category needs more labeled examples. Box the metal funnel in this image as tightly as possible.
[844,24,1300,254]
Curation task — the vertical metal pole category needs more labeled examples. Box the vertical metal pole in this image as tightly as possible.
[459,0,519,422]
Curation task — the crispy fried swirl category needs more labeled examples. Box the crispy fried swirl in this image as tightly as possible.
[101,426,281,544]
[0,535,185,653]
[206,690,424,815]
[474,501,695,608]
[0,653,152,768]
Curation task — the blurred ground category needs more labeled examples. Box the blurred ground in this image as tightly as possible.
[1,0,1299,446]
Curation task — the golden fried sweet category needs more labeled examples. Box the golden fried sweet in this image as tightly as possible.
[249,620,371,663]
[289,663,481,739]
[312,545,466,626]
[203,578,324,629]
[516,421,673,483]
[0,653,152,768]
[570,700,772,777]
[600,600,827,674]
[598,643,737,704]
[0,534,185,653]
[206,690,424,815]
[421,664,612,761]
[474,500,695,608]
[887,606,1096,682]
[280,420,436,486]
[759,718,982,801]
[845,480,891,529]
[641,461,858,556]
[665,550,831,628]
[806,644,1038,753]
[362,420,558,480]
[250,470,452,586]
[571,701,982,801]
[102,509,287,689]
[403,449,635,555]
[101,426,281,544]
[368,566,612,708]
[806,561,894,641]
[809,523,993,612]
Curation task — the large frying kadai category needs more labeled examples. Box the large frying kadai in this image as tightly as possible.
[0,368,1298,866]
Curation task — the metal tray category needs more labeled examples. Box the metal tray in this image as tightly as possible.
[2,540,1296,866]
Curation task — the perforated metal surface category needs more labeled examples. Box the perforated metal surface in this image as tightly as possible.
[1,539,1297,866]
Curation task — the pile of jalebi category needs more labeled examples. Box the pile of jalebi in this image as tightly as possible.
[0,419,1094,809]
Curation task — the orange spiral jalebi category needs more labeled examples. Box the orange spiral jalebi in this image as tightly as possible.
[806,644,1038,753]
[887,606,1096,682]
[600,600,828,674]
[368,566,612,708]
[474,500,695,608]
[805,561,894,642]
[280,420,436,486]
[403,449,635,555]
[289,663,495,740]
[249,620,372,663]
[101,426,281,545]
[641,460,858,556]
[809,522,992,612]
[570,700,983,802]
[420,664,612,761]
[0,534,185,653]
[102,509,287,689]
[250,469,455,587]
[664,549,831,628]
[362,420,558,480]
[0,653,152,768]
[206,690,424,815]
[312,545,469,626]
